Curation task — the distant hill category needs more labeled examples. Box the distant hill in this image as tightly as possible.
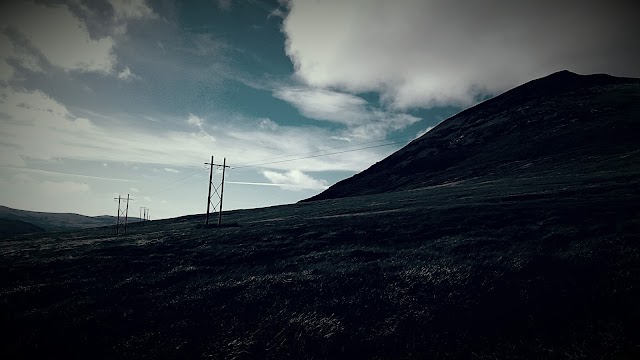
[305,70,640,201]
[0,218,45,237]
[0,205,141,234]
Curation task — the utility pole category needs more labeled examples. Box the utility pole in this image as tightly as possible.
[114,194,133,234]
[206,155,214,225]
[204,155,230,225]
[140,207,148,222]
[124,193,130,233]
[218,157,226,226]
[115,195,121,234]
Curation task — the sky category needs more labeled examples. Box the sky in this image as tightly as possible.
[0,0,638,219]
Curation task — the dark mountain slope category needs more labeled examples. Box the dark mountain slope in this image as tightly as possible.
[0,218,45,237]
[306,70,640,201]
[0,205,129,233]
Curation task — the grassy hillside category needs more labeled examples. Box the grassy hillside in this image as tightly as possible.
[0,218,45,237]
[0,205,139,234]
[1,169,638,359]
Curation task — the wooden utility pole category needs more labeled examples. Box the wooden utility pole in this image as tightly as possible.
[218,157,226,226]
[124,193,130,233]
[114,194,132,234]
[140,207,148,221]
[206,155,214,225]
[204,155,230,225]
[115,195,121,234]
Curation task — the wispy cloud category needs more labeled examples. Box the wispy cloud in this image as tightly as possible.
[261,169,328,191]
[109,0,158,21]
[216,0,232,11]
[274,87,419,140]
[117,66,140,81]
[187,113,206,131]
[0,166,136,182]
[42,180,90,193]
[0,84,405,178]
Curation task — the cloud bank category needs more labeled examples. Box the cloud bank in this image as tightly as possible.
[282,0,640,109]
[274,87,420,139]
[1,2,116,74]
[0,87,398,173]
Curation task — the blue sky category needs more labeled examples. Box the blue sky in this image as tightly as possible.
[1,0,637,219]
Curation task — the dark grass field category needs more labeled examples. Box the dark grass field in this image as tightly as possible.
[1,164,639,359]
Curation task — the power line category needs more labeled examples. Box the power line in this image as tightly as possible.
[132,136,415,204]
[143,167,204,197]
[233,139,410,169]
[231,134,412,168]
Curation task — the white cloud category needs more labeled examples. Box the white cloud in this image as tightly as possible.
[217,0,232,11]
[164,168,180,173]
[109,0,157,21]
[117,66,140,80]
[187,113,206,130]
[258,118,279,131]
[274,87,368,125]
[330,136,351,142]
[129,187,140,193]
[262,169,328,191]
[1,2,116,74]
[274,87,419,139]
[268,8,285,19]
[0,166,136,182]
[283,0,640,109]
[42,180,90,193]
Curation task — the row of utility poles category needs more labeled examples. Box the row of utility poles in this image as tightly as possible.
[140,207,150,222]
[113,154,228,234]
[113,196,151,235]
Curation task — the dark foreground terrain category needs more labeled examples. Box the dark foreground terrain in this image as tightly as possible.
[1,166,639,359]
